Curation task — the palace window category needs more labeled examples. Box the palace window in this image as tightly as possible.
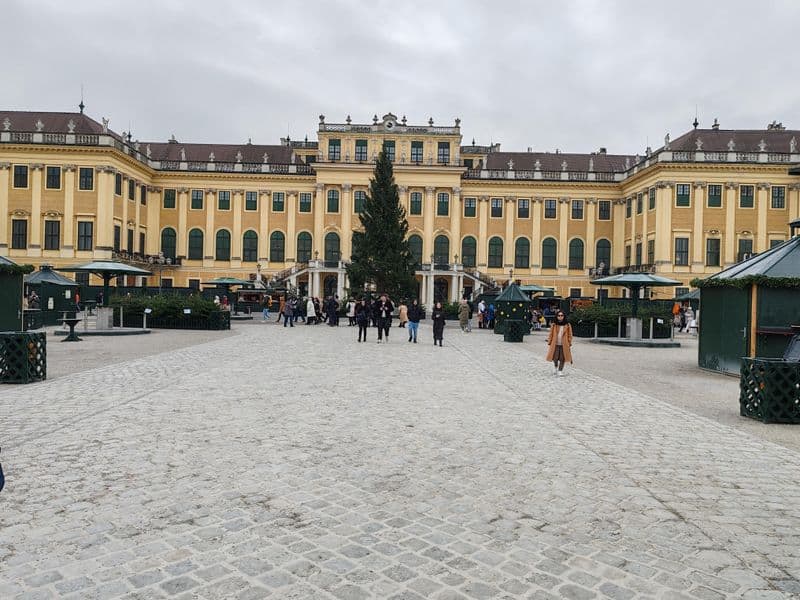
[636,193,642,214]
[77,221,93,251]
[408,235,423,264]
[488,237,503,268]
[79,167,94,190]
[163,189,176,209]
[191,189,204,210]
[11,219,27,249]
[707,184,722,208]
[569,239,585,269]
[127,229,134,253]
[624,245,631,266]
[541,238,557,269]
[161,228,177,260]
[114,225,121,252]
[13,165,28,188]
[771,186,786,209]
[437,141,450,164]
[706,238,721,266]
[598,200,611,220]
[242,231,258,262]
[433,235,449,264]
[188,229,203,259]
[464,197,476,217]
[327,189,340,212]
[517,199,530,219]
[674,237,689,265]
[114,173,122,195]
[297,232,312,262]
[544,198,557,219]
[490,198,503,218]
[354,190,366,213]
[269,231,285,262]
[437,192,449,216]
[770,239,784,248]
[737,238,753,262]
[140,185,147,205]
[128,179,135,200]
[571,199,584,220]
[596,239,611,268]
[514,238,530,268]
[46,166,61,189]
[328,138,341,161]
[354,139,368,161]
[139,232,145,254]
[245,191,258,211]
[626,197,632,218]
[218,190,231,210]
[215,230,231,261]
[461,236,476,267]
[411,141,423,163]
[44,220,60,250]
[648,188,656,210]
[409,192,422,215]
[272,192,285,212]
[298,192,311,212]
[739,185,754,208]
[383,140,395,162]
[635,242,642,266]
[676,184,691,207]
[647,239,655,263]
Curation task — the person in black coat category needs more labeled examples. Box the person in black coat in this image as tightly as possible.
[355,298,370,342]
[406,299,422,343]
[373,294,394,343]
[431,301,445,347]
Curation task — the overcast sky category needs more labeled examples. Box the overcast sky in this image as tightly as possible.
[3,0,798,154]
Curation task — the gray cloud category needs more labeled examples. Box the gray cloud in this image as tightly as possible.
[3,0,798,154]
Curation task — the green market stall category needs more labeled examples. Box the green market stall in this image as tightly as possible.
[694,223,800,376]
[0,256,45,383]
[493,283,532,339]
[24,264,80,326]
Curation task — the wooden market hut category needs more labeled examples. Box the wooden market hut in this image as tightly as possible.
[696,220,800,375]
[493,283,532,335]
[0,256,33,331]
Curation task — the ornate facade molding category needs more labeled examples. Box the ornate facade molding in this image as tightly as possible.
[177,187,189,194]
[693,181,706,188]
[204,188,217,194]
[558,197,570,204]
[725,182,739,190]
[315,183,325,191]
[30,163,44,171]
[425,186,436,193]
[756,182,771,190]
[478,195,489,202]
[0,162,10,170]
[398,185,408,193]
[11,209,31,216]
[232,189,245,195]
[452,186,461,194]
[341,183,352,191]
[63,164,76,172]
[42,210,63,218]
[259,189,271,196]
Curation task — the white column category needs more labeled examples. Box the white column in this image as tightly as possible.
[449,274,458,301]
[755,182,769,253]
[336,270,344,299]
[0,163,9,255]
[259,190,270,262]
[423,186,435,259]
[204,189,216,267]
[30,164,43,256]
[691,182,706,272]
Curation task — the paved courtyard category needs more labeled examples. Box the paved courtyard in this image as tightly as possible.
[1,322,799,599]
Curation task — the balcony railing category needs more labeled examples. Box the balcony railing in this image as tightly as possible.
[614,263,656,274]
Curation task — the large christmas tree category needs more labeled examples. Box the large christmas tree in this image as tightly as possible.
[347,151,416,299]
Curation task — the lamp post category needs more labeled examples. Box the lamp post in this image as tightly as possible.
[148,253,172,294]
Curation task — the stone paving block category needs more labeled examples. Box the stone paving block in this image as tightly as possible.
[160,575,200,595]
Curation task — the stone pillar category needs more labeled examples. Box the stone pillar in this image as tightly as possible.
[398,185,408,213]
[419,274,427,306]
[585,198,596,268]
[231,189,244,266]
[427,273,435,307]
[259,190,270,262]
[312,270,321,299]
[30,164,43,256]
[0,163,9,254]
[790,184,800,223]
[134,181,142,253]
[449,273,458,301]
[121,177,129,251]
[640,191,648,264]
[558,198,569,273]
[146,186,161,255]
[504,196,515,267]
[531,197,542,274]
[755,182,770,253]
[204,189,216,266]
[314,184,325,250]
[341,184,352,261]
[177,187,188,259]
[477,196,488,267]
[612,199,626,267]
[654,182,674,269]
[336,270,344,300]
[61,165,76,258]
[95,167,116,254]
[423,186,435,259]
[285,190,297,262]
[692,182,706,272]
[450,187,461,262]
[724,182,738,266]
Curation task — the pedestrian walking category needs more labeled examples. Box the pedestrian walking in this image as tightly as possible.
[346,298,356,326]
[458,298,470,332]
[477,299,486,328]
[373,293,393,343]
[283,297,295,327]
[432,301,445,346]
[262,295,272,321]
[277,295,286,322]
[407,299,422,343]
[546,310,573,376]
[355,298,370,342]
[486,303,495,329]
[306,297,316,325]
[398,301,408,328]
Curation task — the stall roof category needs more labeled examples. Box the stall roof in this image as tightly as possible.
[495,283,532,303]
[591,273,681,286]
[25,265,79,286]
[0,256,17,267]
[518,284,554,293]
[203,277,252,286]
[59,261,152,275]
[705,235,800,280]
[675,289,700,301]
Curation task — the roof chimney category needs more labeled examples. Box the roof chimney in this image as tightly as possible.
[527,147,532,153]
[598,147,607,154]
[712,118,719,130]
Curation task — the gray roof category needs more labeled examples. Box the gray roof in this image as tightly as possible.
[0,255,19,267]
[59,261,152,275]
[705,235,800,280]
[591,273,682,287]
[486,151,632,173]
[668,127,799,153]
[25,265,78,286]
[495,283,532,303]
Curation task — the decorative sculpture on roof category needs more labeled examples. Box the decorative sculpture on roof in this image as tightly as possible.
[209,152,215,162]
[146,145,151,159]
[67,119,76,133]
[235,151,242,163]
[507,159,514,170]
[263,152,269,164]
[35,119,44,132]
[345,115,351,124]
[2,117,10,131]
[561,160,568,171]
[180,147,186,161]
[373,114,378,124]
[401,115,407,125]
[664,133,670,150]
[727,138,736,151]
[624,157,630,170]
[319,114,325,124]
[428,117,434,126]
[455,117,461,127]
[758,139,767,152]
[695,137,703,151]
[588,158,594,172]
[790,137,797,153]
[134,141,140,151]
[534,159,541,170]
[102,118,109,133]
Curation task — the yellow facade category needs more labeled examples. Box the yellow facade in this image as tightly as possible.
[1,110,799,301]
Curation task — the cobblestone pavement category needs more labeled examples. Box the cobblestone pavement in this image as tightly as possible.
[1,322,799,599]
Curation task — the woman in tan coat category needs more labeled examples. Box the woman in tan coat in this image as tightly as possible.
[546,310,573,376]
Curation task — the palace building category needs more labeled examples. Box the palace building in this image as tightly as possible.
[1,108,799,303]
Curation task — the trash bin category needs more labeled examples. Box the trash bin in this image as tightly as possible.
[739,332,800,423]
[0,331,47,384]
[503,319,526,343]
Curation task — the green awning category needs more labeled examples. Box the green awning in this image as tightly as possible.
[495,283,532,303]
[518,284,554,293]
[60,261,152,276]
[203,277,252,286]
[25,265,80,286]
[591,273,681,287]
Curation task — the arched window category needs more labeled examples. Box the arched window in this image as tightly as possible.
[327,189,339,213]
[569,238,585,270]
[461,236,477,268]
[436,192,449,216]
[188,228,203,260]
[324,232,340,263]
[160,227,176,260]
[542,237,557,269]
[488,236,503,268]
[514,237,530,269]
[297,232,312,262]
[242,230,258,262]
[215,230,231,261]
[270,231,285,262]
[433,235,449,265]
[408,234,423,264]
[596,239,611,271]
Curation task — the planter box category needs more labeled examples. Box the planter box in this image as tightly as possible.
[503,320,526,343]
[0,331,47,384]
[740,357,800,423]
